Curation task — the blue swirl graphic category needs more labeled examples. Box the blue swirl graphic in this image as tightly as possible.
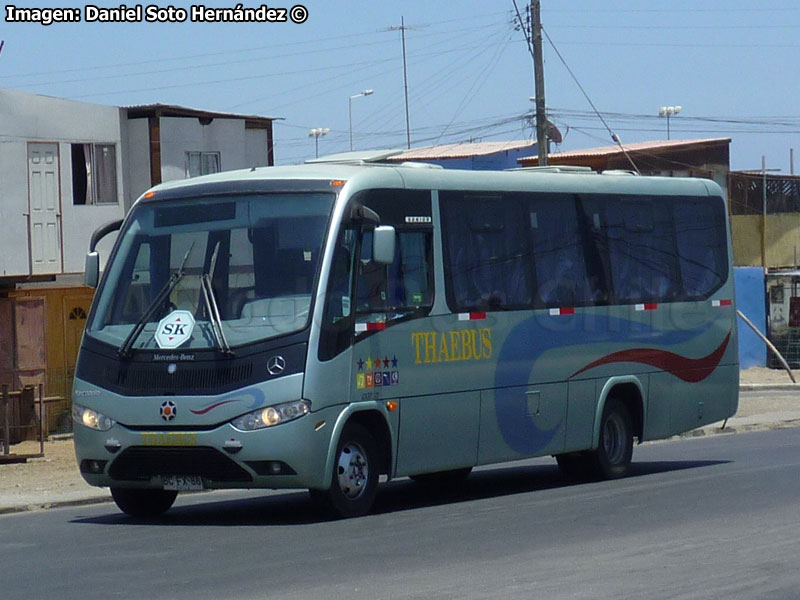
[493,314,716,454]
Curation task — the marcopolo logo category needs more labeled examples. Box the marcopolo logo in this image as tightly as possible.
[155,310,196,349]
[160,400,177,422]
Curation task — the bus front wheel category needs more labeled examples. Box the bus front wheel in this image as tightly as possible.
[311,423,379,518]
[110,487,178,518]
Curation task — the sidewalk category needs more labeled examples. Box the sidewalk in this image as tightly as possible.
[1,367,798,515]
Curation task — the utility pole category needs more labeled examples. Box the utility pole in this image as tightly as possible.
[762,156,768,271]
[531,1,548,166]
[389,17,412,149]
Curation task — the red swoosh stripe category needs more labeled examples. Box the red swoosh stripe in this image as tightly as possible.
[569,331,731,383]
[190,399,238,415]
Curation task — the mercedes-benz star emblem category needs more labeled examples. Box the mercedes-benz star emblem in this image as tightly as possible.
[267,355,286,376]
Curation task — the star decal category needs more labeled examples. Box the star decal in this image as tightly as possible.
[383,357,390,368]
[365,357,373,370]
[391,355,398,368]
[357,358,364,371]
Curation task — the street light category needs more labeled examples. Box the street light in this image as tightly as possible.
[658,105,682,140]
[349,89,374,151]
[309,128,329,158]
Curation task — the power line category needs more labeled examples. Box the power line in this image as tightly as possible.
[0,11,508,83]
[544,6,800,13]
[540,25,640,173]
[549,39,800,49]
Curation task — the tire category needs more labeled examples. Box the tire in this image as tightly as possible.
[556,398,634,481]
[589,397,634,479]
[111,487,178,518]
[311,423,379,519]
[409,467,472,487]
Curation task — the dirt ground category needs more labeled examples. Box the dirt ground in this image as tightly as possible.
[0,367,797,509]
[0,437,103,508]
[739,366,800,385]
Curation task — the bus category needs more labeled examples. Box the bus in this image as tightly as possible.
[73,151,738,518]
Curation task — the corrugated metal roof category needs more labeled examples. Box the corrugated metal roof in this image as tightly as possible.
[522,138,730,162]
[388,140,536,161]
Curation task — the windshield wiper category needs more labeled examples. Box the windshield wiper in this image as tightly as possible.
[199,241,234,356]
[117,242,195,359]
[200,275,233,356]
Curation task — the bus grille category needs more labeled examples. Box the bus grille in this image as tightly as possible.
[108,446,253,483]
[115,363,255,393]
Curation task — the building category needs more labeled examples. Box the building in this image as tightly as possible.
[0,88,277,425]
[729,171,800,367]
[387,140,538,170]
[517,138,731,196]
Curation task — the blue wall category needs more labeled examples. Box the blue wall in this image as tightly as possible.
[424,146,537,171]
[734,267,766,368]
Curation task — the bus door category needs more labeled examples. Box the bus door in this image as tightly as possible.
[350,190,481,476]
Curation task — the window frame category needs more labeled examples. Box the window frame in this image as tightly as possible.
[71,142,119,206]
[186,151,221,178]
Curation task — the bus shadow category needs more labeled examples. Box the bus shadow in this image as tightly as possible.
[372,459,728,516]
[71,458,727,527]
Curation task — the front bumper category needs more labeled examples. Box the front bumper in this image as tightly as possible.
[74,405,343,491]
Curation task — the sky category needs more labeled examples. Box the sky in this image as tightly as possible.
[2,0,799,172]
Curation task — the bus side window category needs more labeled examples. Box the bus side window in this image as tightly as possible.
[603,198,681,304]
[529,196,597,307]
[319,228,357,361]
[674,199,726,299]
[441,192,531,311]
[356,229,433,317]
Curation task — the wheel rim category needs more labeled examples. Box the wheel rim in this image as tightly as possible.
[336,441,369,500]
[603,413,627,465]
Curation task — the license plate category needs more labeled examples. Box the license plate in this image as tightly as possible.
[162,475,204,491]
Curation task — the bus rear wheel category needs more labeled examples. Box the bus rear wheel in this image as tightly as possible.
[590,397,634,479]
[556,397,633,481]
[111,487,178,518]
[311,423,379,519]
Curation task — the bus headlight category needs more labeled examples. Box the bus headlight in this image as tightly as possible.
[72,403,116,431]
[231,400,310,431]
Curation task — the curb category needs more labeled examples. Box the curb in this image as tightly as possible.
[739,383,800,392]
[679,417,800,439]
[0,494,114,516]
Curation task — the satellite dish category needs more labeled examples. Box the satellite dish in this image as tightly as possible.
[545,119,563,144]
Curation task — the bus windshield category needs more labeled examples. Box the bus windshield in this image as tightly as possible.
[85,192,334,352]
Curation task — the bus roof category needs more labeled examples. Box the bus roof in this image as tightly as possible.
[139,150,722,205]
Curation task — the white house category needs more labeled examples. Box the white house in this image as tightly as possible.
[0,88,277,410]
[0,89,277,283]
[0,89,127,280]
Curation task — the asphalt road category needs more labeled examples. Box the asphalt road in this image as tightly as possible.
[2,428,799,600]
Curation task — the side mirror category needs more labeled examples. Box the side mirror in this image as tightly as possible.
[372,226,396,265]
[85,251,100,288]
[85,218,123,289]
